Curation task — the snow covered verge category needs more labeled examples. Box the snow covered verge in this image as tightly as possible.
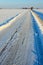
[31,11,43,34]
[31,10,43,65]
[31,10,43,45]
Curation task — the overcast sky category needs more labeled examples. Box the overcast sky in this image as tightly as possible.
[0,0,43,8]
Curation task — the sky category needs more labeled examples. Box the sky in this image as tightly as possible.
[0,0,43,8]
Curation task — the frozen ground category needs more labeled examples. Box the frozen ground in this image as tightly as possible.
[0,9,43,65]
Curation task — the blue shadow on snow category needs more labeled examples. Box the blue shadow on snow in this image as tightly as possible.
[32,10,43,20]
[0,14,19,26]
[31,13,43,65]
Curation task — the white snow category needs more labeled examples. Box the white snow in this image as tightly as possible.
[31,11,43,34]
[0,9,43,65]
[0,9,35,65]
[0,9,27,24]
[34,9,43,13]
[0,10,28,53]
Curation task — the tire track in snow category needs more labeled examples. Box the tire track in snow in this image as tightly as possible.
[0,11,28,65]
[0,11,27,54]
[0,10,34,65]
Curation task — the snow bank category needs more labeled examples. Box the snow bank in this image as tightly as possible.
[31,11,43,33]
[31,11,43,65]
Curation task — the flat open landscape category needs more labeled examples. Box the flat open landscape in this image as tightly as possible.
[0,9,43,65]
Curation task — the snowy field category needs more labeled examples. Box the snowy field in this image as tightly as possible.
[34,9,43,13]
[0,9,27,25]
[0,9,43,65]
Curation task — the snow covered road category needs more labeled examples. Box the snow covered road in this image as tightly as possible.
[0,9,43,65]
